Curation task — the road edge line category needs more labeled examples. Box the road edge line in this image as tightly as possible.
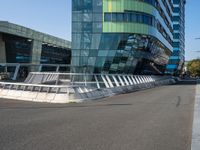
[191,80,200,150]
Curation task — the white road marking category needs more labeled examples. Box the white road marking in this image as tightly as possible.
[192,80,200,150]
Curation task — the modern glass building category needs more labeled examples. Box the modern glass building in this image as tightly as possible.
[0,21,71,70]
[0,21,72,80]
[72,0,174,75]
[166,0,186,75]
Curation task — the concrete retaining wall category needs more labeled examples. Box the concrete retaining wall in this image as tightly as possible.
[0,89,80,103]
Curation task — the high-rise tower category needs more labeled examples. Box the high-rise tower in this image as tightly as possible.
[166,0,186,75]
[72,0,174,75]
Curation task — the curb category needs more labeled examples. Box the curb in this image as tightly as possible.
[191,80,200,150]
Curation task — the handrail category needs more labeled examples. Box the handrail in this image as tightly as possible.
[28,72,139,76]
[0,82,81,88]
[0,63,71,67]
[28,72,171,77]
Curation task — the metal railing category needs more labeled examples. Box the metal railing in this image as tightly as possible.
[0,81,76,94]
[0,72,175,103]
[23,72,156,89]
[0,63,71,80]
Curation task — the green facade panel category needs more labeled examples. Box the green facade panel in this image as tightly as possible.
[103,22,172,50]
[102,0,172,50]
[103,0,156,14]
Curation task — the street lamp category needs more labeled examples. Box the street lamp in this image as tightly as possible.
[193,38,200,54]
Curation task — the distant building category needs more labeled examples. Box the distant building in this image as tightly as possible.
[166,0,186,75]
[0,21,71,66]
[0,21,71,80]
[72,0,174,75]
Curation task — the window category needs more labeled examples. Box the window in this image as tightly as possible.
[174,7,180,13]
[173,25,180,30]
[104,13,111,21]
[104,12,154,26]
[116,13,124,22]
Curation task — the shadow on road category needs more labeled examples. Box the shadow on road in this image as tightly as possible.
[175,79,197,85]
[0,101,133,110]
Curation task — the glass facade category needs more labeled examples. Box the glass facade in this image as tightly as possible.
[0,21,71,66]
[41,44,71,64]
[1,33,71,65]
[166,0,186,75]
[72,0,174,75]
[3,34,32,63]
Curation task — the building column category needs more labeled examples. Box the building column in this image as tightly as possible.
[31,40,42,72]
[0,33,6,63]
[12,64,20,80]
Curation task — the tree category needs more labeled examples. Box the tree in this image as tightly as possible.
[187,59,200,77]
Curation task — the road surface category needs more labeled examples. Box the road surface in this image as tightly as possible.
[0,80,196,150]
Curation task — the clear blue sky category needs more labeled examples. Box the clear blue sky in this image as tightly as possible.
[0,0,199,61]
[0,0,71,40]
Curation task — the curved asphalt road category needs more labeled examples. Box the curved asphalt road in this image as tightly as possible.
[0,80,196,150]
